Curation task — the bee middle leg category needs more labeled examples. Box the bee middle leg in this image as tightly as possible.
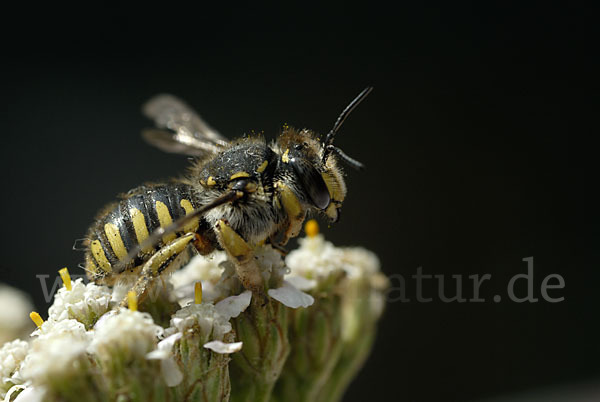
[215,219,265,298]
[120,233,196,307]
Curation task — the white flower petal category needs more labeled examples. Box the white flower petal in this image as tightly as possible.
[5,384,26,402]
[146,333,182,360]
[13,386,45,402]
[160,358,183,387]
[145,349,168,360]
[285,275,317,291]
[203,341,243,354]
[268,281,314,308]
[92,309,117,331]
[215,290,252,319]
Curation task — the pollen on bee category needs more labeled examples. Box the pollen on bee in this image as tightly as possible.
[127,291,138,312]
[194,282,203,304]
[305,219,319,238]
[58,267,72,291]
[29,311,44,328]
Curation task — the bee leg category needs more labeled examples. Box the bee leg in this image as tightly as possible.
[276,181,307,246]
[268,239,289,256]
[120,233,196,307]
[215,219,266,299]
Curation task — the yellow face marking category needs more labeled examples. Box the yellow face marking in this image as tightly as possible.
[257,160,268,173]
[281,148,290,163]
[155,201,177,244]
[230,171,251,180]
[180,199,199,233]
[91,240,112,272]
[207,176,216,186]
[104,223,128,261]
[129,208,153,253]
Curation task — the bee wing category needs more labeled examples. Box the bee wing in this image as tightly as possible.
[142,94,229,157]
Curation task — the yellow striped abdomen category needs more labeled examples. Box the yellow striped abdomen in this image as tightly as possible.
[84,183,202,282]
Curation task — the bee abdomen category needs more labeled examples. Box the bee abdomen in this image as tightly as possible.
[85,183,201,281]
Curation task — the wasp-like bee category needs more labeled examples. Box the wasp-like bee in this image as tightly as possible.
[82,88,372,303]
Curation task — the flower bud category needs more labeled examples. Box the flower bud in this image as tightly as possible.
[90,309,168,401]
[164,303,237,402]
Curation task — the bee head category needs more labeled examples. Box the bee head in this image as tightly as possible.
[275,88,372,223]
[277,128,345,222]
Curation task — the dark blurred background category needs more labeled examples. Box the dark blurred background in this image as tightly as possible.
[1,3,596,401]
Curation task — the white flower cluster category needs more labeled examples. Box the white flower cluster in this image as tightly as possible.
[90,309,162,360]
[0,339,28,399]
[170,252,228,305]
[47,279,112,328]
[286,233,387,317]
[168,302,232,340]
[21,319,90,384]
[0,225,386,402]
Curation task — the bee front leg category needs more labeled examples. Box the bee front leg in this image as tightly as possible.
[275,181,307,246]
[215,219,265,297]
[120,233,196,307]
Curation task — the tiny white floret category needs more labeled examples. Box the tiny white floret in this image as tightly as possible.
[90,309,162,360]
[147,332,184,387]
[169,303,232,341]
[203,341,243,354]
[12,385,46,402]
[48,279,112,327]
[215,290,252,320]
[268,281,314,308]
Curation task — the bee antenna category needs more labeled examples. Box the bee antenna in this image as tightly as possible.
[322,86,373,163]
[330,146,365,170]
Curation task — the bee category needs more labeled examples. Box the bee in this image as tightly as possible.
[81,87,372,303]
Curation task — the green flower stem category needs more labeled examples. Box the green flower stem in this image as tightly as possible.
[229,297,290,402]
[171,333,232,402]
[316,318,377,402]
[98,353,169,402]
[46,357,108,402]
[272,273,345,402]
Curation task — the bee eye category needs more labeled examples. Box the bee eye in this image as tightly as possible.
[294,143,303,151]
[289,158,330,210]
